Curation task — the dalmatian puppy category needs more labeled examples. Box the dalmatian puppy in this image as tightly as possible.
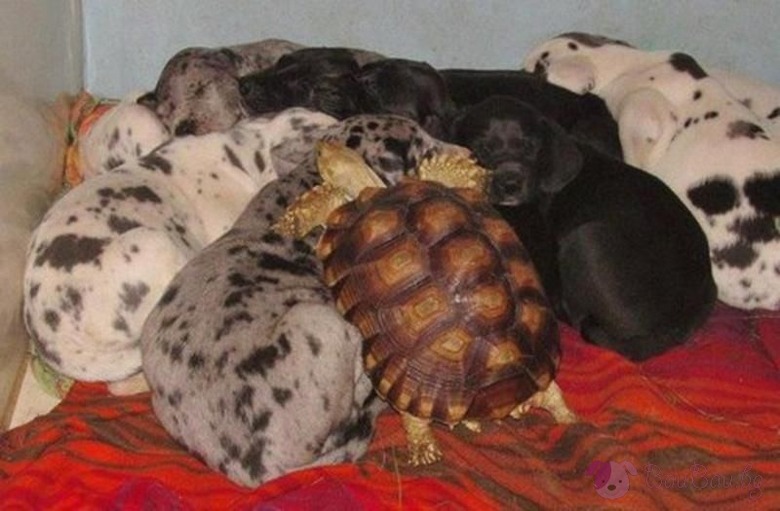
[525,33,780,310]
[24,108,338,394]
[79,92,171,180]
[522,32,780,132]
[140,114,467,487]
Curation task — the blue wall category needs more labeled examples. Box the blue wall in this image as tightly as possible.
[83,0,779,98]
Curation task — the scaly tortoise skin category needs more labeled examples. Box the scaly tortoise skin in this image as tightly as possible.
[276,142,576,465]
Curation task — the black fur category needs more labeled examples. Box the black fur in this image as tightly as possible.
[239,48,368,119]
[440,68,622,159]
[451,96,716,361]
[357,58,455,139]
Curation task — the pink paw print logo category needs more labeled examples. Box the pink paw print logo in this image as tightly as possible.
[586,460,637,500]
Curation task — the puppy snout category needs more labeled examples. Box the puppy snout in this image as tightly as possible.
[490,167,528,205]
[607,484,616,491]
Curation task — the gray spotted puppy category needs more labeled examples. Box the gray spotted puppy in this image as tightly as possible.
[140,114,469,487]
[24,108,337,393]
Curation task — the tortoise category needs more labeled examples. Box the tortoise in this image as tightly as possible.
[275,141,576,465]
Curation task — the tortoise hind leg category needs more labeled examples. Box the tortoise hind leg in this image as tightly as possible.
[510,381,578,424]
[401,413,443,466]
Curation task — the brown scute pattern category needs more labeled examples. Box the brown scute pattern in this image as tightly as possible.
[319,180,559,424]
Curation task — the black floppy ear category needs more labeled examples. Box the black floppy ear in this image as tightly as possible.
[312,78,363,119]
[137,91,158,110]
[421,114,446,139]
[540,116,583,193]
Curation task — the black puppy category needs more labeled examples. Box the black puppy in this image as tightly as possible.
[239,48,368,119]
[239,51,454,138]
[441,69,622,159]
[357,59,455,139]
[450,96,716,361]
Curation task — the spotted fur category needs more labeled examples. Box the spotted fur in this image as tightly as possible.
[524,32,780,310]
[140,114,466,487]
[79,92,171,180]
[23,108,337,386]
[523,32,780,131]
[141,40,386,137]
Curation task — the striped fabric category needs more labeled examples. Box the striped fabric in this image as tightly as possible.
[1,303,778,510]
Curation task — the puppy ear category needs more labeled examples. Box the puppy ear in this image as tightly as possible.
[136,91,158,110]
[313,79,363,119]
[540,117,583,193]
[421,114,446,139]
[621,461,638,476]
[614,88,676,169]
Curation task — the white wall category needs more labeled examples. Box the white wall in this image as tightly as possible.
[0,0,82,423]
[0,0,82,99]
[83,0,779,98]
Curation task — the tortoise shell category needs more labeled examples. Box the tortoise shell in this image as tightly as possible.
[317,179,561,425]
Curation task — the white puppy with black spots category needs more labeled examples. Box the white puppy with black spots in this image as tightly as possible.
[523,32,780,310]
[522,32,780,132]
[140,115,469,487]
[24,108,337,394]
[78,92,171,180]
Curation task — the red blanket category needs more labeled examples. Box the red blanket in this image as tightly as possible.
[2,304,778,510]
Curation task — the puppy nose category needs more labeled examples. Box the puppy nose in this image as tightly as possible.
[489,174,525,205]
[607,484,616,491]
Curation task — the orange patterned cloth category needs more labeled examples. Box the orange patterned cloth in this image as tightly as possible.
[63,91,118,187]
[1,304,779,510]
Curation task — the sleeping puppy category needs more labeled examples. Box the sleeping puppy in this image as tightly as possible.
[239,47,384,120]
[79,92,171,180]
[440,68,622,159]
[357,58,455,139]
[140,115,465,487]
[240,52,454,138]
[139,40,385,137]
[522,32,780,132]
[139,39,306,136]
[450,96,716,360]
[525,33,780,310]
[24,108,337,394]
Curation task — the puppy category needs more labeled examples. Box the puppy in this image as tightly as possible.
[241,52,454,137]
[357,58,455,139]
[526,33,780,310]
[139,39,307,136]
[79,92,170,180]
[440,68,622,159]
[450,96,716,360]
[522,32,780,131]
[140,114,464,487]
[239,48,370,120]
[24,108,337,393]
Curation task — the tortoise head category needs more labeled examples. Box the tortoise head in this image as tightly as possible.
[273,141,386,238]
[274,141,488,238]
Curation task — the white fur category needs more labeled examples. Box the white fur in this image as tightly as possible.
[80,92,170,180]
[522,33,780,133]
[23,108,337,388]
[523,33,780,310]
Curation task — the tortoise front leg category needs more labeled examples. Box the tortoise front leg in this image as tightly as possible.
[402,413,442,465]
